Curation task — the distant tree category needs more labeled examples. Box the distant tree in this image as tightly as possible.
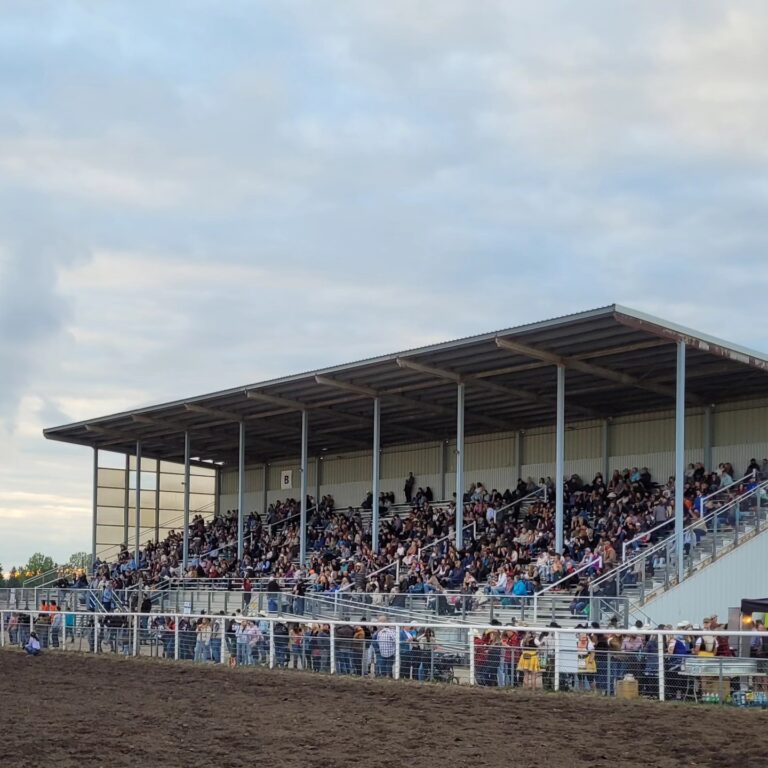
[7,567,21,588]
[24,552,56,575]
[0,563,4,587]
[67,552,90,571]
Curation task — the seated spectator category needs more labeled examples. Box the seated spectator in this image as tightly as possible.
[24,632,42,657]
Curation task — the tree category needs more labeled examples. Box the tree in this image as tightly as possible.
[24,552,56,575]
[6,567,21,587]
[67,552,90,571]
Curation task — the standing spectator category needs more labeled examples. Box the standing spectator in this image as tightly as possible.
[404,473,415,504]
[194,616,212,662]
[50,608,63,649]
[102,581,114,612]
[235,619,250,665]
[375,623,397,677]
[210,612,224,663]
[289,624,305,669]
[243,573,253,611]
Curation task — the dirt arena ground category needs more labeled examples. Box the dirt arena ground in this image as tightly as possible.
[1,649,766,768]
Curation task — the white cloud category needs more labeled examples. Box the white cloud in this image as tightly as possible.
[1,0,768,565]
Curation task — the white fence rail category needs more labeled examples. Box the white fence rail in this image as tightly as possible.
[2,607,767,705]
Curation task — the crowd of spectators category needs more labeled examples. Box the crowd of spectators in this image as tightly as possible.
[64,459,764,615]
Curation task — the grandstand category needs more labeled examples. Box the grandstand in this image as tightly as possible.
[39,304,768,626]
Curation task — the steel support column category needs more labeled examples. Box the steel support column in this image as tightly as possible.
[455,383,466,550]
[371,397,381,553]
[214,466,221,519]
[135,441,142,568]
[602,418,610,481]
[703,406,712,473]
[154,460,160,543]
[300,410,309,566]
[675,341,686,583]
[123,453,130,548]
[91,448,98,570]
[262,464,268,515]
[555,366,565,553]
[237,422,245,561]
[183,430,191,572]
[438,440,446,501]
[514,431,523,483]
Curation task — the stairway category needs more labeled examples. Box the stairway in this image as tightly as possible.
[590,481,768,622]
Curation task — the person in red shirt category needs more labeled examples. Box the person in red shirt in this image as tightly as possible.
[243,573,253,610]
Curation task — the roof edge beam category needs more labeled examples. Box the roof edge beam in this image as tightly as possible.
[614,310,768,373]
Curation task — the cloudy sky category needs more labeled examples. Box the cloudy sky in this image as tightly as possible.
[1,1,767,568]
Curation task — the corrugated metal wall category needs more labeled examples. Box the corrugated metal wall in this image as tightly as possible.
[215,398,768,514]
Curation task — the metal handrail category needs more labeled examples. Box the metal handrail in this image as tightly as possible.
[30,501,245,590]
[86,500,217,574]
[340,559,401,592]
[621,518,675,562]
[591,478,768,597]
[415,487,545,562]
[267,504,317,534]
[620,472,754,562]
[417,521,477,559]
[700,471,755,510]
[532,556,601,621]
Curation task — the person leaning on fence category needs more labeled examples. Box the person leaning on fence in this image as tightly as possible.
[517,631,542,689]
[234,618,250,665]
[374,623,397,677]
[576,627,596,690]
[194,616,212,662]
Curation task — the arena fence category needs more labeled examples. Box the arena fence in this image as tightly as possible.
[2,608,767,706]
[0,587,635,630]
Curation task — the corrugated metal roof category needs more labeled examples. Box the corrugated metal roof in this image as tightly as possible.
[44,304,768,465]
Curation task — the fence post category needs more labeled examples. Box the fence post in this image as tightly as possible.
[330,624,336,674]
[553,631,560,691]
[734,504,740,546]
[657,635,665,701]
[174,620,180,661]
[220,618,226,664]
[133,613,140,657]
[0,611,4,648]
[394,625,401,680]
[469,630,476,686]
[269,621,275,669]
[93,620,99,655]
[719,658,724,705]
[533,594,538,623]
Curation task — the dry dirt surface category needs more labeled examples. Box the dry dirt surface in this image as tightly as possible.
[1,649,766,768]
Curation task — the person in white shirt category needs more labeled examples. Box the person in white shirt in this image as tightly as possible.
[489,568,508,595]
[25,632,42,656]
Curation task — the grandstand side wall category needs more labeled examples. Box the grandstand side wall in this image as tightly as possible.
[643,525,768,625]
